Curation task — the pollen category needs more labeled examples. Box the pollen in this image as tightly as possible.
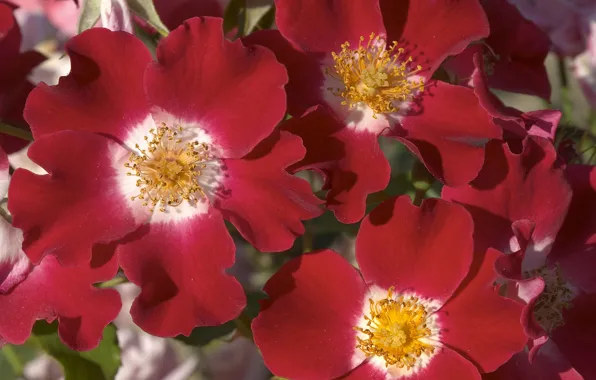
[355,287,435,369]
[526,264,574,333]
[328,33,424,117]
[124,124,209,212]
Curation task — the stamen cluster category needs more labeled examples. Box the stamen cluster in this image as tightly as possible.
[355,287,435,369]
[125,124,209,212]
[526,265,574,332]
[328,33,425,116]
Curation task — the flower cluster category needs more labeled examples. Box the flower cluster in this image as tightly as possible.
[0,0,594,379]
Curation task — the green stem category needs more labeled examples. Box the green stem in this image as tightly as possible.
[233,313,253,340]
[96,276,128,288]
[412,188,426,207]
[2,345,24,376]
[0,123,33,141]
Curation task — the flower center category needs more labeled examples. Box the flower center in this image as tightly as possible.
[328,33,424,117]
[125,124,209,212]
[525,264,574,333]
[355,287,435,369]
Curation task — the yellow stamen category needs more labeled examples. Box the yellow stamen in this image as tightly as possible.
[328,33,424,117]
[355,287,435,369]
[124,123,209,212]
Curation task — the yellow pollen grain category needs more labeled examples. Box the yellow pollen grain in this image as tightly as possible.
[355,287,435,369]
[328,33,424,117]
[124,123,209,212]
[526,264,574,333]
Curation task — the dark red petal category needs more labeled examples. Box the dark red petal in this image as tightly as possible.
[383,0,489,77]
[24,28,151,141]
[242,30,325,117]
[118,210,246,337]
[0,144,7,193]
[252,250,367,380]
[357,196,473,303]
[282,107,390,224]
[551,293,596,379]
[8,131,140,266]
[216,130,322,252]
[442,136,571,256]
[483,340,583,380]
[392,81,502,187]
[410,347,481,380]
[145,17,287,159]
[0,247,121,350]
[153,0,223,31]
[440,249,526,373]
[549,165,596,293]
[481,0,551,100]
[274,0,385,54]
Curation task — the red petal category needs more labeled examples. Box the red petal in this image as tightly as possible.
[283,107,390,224]
[483,340,583,380]
[340,361,387,380]
[242,30,325,117]
[118,210,245,337]
[216,130,322,252]
[24,28,152,141]
[551,293,596,379]
[549,165,596,293]
[252,250,367,380]
[0,247,121,350]
[393,81,501,187]
[275,0,385,54]
[8,131,140,266]
[442,136,572,258]
[146,17,287,158]
[357,196,473,304]
[381,0,489,77]
[440,249,526,373]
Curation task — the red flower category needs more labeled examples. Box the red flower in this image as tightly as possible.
[9,17,322,337]
[443,0,551,100]
[0,2,45,153]
[252,196,525,380]
[0,145,121,351]
[443,137,596,378]
[243,0,502,223]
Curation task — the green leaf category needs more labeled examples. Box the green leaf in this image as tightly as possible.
[126,0,169,37]
[243,0,274,35]
[29,321,121,380]
[78,0,101,33]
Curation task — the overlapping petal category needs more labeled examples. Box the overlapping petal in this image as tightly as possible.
[216,130,323,252]
[8,131,141,266]
[252,250,367,380]
[357,196,474,304]
[117,210,246,337]
[24,28,152,141]
[145,17,288,159]
[282,107,390,223]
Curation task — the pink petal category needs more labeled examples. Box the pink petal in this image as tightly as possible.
[252,250,367,380]
[24,28,152,141]
[275,0,385,54]
[242,30,325,117]
[357,196,473,304]
[216,130,322,252]
[442,136,571,258]
[549,165,596,293]
[392,81,502,187]
[145,17,287,159]
[381,0,489,77]
[100,0,133,33]
[0,247,121,350]
[8,131,141,266]
[118,209,246,337]
[439,249,526,373]
[282,107,390,224]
